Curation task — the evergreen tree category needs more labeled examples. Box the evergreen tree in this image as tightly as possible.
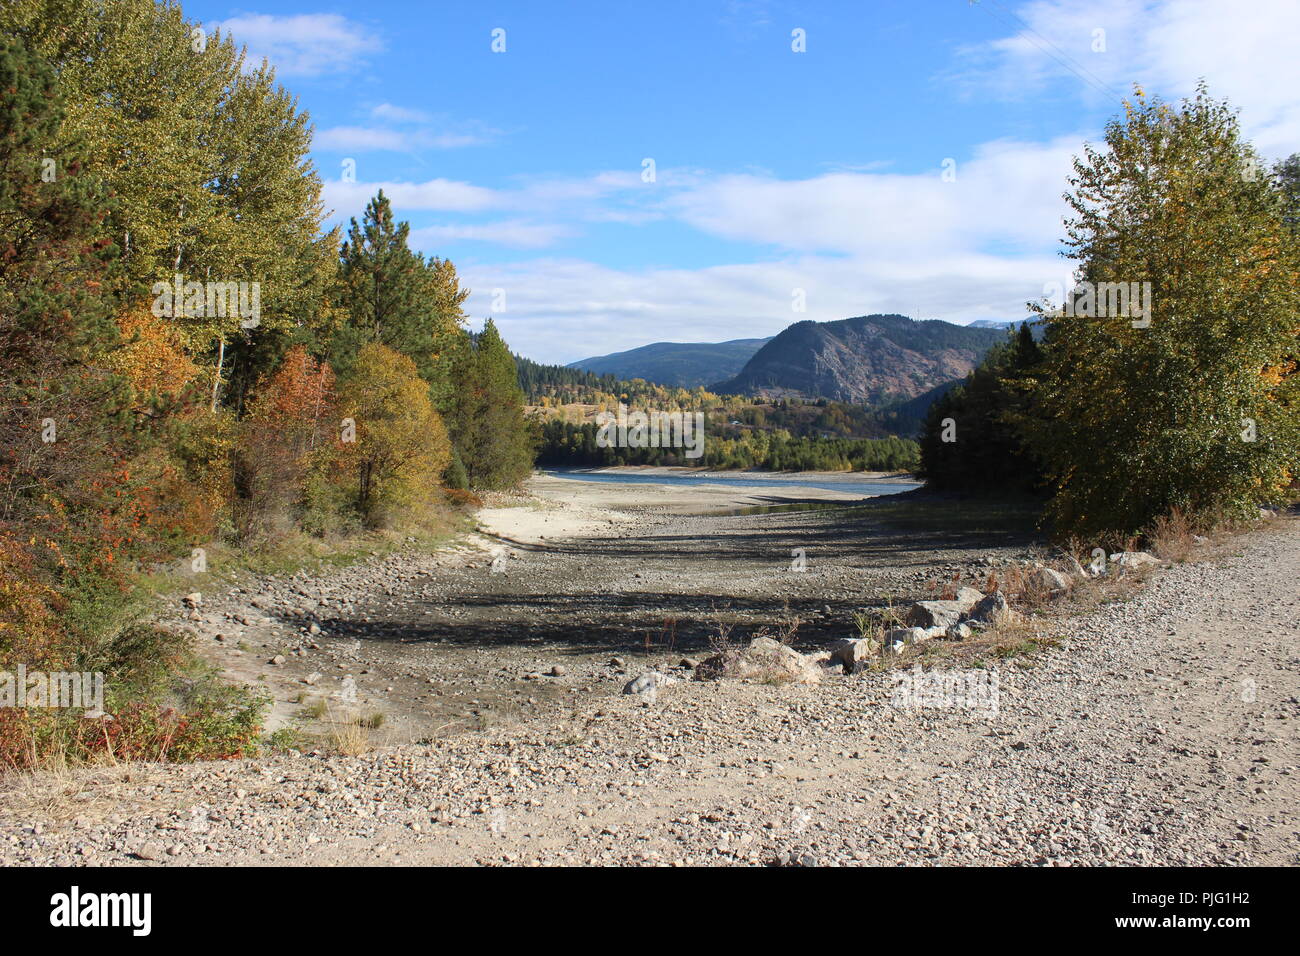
[333,191,464,394]
[0,36,135,653]
[446,320,537,489]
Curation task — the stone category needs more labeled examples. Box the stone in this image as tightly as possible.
[135,842,165,861]
[1109,551,1159,571]
[885,626,928,645]
[623,671,674,697]
[696,637,822,684]
[828,637,876,672]
[183,592,202,608]
[269,655,286,665]
[549,665,566,677]
[967,591,1010,624]
[905,600,967,629]
[1029,566,1072,595]
[945,623,972,641]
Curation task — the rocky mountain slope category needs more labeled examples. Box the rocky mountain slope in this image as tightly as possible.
[714,314,1005,404]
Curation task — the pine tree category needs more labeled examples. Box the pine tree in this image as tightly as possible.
[0,36,136,653]
[445,320,537,489]
[333,192,465,395]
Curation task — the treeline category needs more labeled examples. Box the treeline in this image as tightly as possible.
[538,420,918,472]
[0,2,533,763]
[920,86,1299,538]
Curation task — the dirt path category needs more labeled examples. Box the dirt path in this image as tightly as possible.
[1,477,1295,866]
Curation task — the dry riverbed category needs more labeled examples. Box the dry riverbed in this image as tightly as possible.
[1,471,1296,866]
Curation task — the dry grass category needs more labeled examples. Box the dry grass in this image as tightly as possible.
[1148,507,1199,562]
[0,759,167,826]
[325,704,379,756]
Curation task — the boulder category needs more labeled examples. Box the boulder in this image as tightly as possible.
[954,586,985,609]
[828,638,876,673]
[1109,551,1159,571]
[884,626,928,645]
[967,591,1010,625]
[696,636,822,684]
[945,623,972,641]
[623,671,674,697]
[1029,566,1072,595]
[905,600,967,629]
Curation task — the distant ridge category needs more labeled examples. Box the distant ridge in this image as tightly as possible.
[568,337,771,388]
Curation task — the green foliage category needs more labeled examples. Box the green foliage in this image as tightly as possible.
[338,343,453,526]
[446,320,537,489]
[331,191,466,396]
[1026,86,1300,535]
[918,323,1045,493]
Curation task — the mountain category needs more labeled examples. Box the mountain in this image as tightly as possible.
[712,314,1005,404]
[568,337,771,388]
[968,319,1019,328]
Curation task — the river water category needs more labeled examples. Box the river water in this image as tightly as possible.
[541,468,921,499]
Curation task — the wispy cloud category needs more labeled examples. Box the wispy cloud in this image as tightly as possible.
[322,178,499,216]
[953,0,1300,156]
[213,13,382,77]
[410,221,575,249]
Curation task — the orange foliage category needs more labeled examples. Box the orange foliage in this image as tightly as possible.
[111,306,201,401]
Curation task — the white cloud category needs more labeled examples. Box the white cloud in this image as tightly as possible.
[410,221,575,249]
[322,178,499,217]
[960,0,1300,158]
[213,13,381,77]
[370,103,433,124]
[669,136,1081,257]
[458,252,1062,365]
[314,126,489,152]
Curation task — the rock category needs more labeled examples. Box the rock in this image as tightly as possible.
[135,842,165,861]
[954,586,985,609]
[269,655,286,665]
[945,623,972,641]
[183,592,202,608]
[1109,551,1159,571]
[303,673,321,685]
[623,671,674,698]
[1065,555,1088,578]
[308,623,321,635]
[549,665,566,677]
[967,591,1010,625]
[905,600,968,629]
[1029,566,1072,595]
[696,637,822,684]
[828,637,876,672]
[885,626,927,645]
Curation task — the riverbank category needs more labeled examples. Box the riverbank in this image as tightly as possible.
[3,502,1295,865]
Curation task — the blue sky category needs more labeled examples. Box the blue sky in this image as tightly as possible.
[189,0,1300,363]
